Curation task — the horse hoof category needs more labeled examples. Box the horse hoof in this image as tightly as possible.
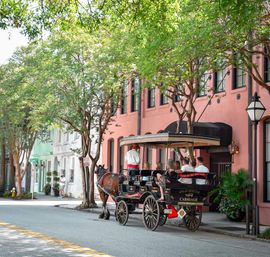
[99,213,105,219]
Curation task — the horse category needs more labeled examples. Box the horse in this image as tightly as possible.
[95,165,120,220]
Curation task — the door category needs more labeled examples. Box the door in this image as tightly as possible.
[209,152,232,211]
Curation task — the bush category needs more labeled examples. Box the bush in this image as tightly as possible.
[259,228,270,240]
[211,169,253,221]
[16,192,33,200]
[3,191,11,198]
[44,183,51,195]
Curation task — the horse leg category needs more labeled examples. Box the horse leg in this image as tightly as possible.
[98,190,105,219]
[103,194,110,220]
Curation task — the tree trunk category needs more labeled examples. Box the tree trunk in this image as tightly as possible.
[0,144,6,192]
[80,160,90,208]
[88,161,97,208]
[13,150,22,196]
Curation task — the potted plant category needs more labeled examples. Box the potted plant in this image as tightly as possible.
[211,169,253,221]
[52,171,60,197]
[44,171,52,195]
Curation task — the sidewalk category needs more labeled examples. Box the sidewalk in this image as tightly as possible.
[1,194,269,241]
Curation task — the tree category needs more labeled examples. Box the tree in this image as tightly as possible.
[22,27,123,207]
[0,50,50,195]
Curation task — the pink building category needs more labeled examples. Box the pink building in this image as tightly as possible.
[102,62,270,225]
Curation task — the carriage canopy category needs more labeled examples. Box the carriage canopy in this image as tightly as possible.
[120,133,220,148]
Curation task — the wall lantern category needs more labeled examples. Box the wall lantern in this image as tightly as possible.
[229,141,240,155]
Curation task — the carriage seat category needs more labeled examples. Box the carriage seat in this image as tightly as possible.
[178,172,215,185]
[136,169,152,186]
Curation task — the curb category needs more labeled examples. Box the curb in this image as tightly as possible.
[56,204,269,243]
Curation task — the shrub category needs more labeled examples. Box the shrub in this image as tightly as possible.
[44,183,51,195]
[259,228,270,240]
[3,191,11,198]
[211,169,253,221]
[16,192,33,200]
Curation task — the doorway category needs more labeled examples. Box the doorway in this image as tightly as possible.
[209,152,232,211]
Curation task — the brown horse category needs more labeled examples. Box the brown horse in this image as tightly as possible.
[95,165,120,220]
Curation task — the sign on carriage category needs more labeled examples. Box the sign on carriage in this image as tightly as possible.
[178,208,187,219]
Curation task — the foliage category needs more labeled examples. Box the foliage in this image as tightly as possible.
[211,169,253,221]
[44,183,51,195]
[16,192,33,200]
[258,228,270,240]
[3,191,11,198]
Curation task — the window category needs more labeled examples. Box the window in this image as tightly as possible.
[214,69,226,93]
[74,132,80,140]
[65,131,69,142]
[264,52,270,82]
[69,157,75,183]
[108,139,114,172]
[159,149,166,169]
[173,94,182,103]
[198,73,208,96]
[121,81,128,114]
[131,78,140,112]
[160,93,168,105]
[146,147,152,165]
[147,87,155,108]
[47,161,51,172]
[35,166,39,183]
[265,119,270,202]
[233,54,246,89]
[119,144,124,171]
[233,67,246,89]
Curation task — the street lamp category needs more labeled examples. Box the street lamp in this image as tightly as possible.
[246,92,266,235]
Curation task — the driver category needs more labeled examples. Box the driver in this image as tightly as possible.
[125,144,140,185]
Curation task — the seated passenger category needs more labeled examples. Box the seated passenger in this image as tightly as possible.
[156,159,174,201]
[195,157,209,185]
[174,160,181,173]
[178,157,194,184]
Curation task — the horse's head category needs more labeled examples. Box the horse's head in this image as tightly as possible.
[95,165,107,179]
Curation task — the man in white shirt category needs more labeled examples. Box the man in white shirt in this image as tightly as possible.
[178,157,194,184]
[195,157,209,185]
[125,144,140,184]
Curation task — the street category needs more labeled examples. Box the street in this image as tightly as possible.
[0,203,269,257]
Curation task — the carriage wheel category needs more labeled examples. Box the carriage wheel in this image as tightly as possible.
[116,200,129,225]
[159,205,167,226]
[142,195,160,231]
[183,206,202,232]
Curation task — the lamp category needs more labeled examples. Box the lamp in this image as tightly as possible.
[246,92,266,236]
[246,92,266,123]
[229,141,240,155]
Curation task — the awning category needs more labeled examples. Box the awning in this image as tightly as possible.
[164,121,232,146]
[120,133,220,148]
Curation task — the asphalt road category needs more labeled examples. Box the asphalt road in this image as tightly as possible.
[0,204,269,257]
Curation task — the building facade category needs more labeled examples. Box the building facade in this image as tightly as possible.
[102,63,270,225]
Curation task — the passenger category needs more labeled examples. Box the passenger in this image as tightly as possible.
[143,162,151,170]
[174,160,181,172]
[156,159,174,201]
[156,162,162,170]
[125,144,140,185]
[178,157,194,184]
[195,157,209,185]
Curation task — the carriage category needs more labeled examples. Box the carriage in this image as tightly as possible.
[113,133,219,231]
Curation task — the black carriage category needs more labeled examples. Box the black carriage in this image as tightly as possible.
[115,133,219,231]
